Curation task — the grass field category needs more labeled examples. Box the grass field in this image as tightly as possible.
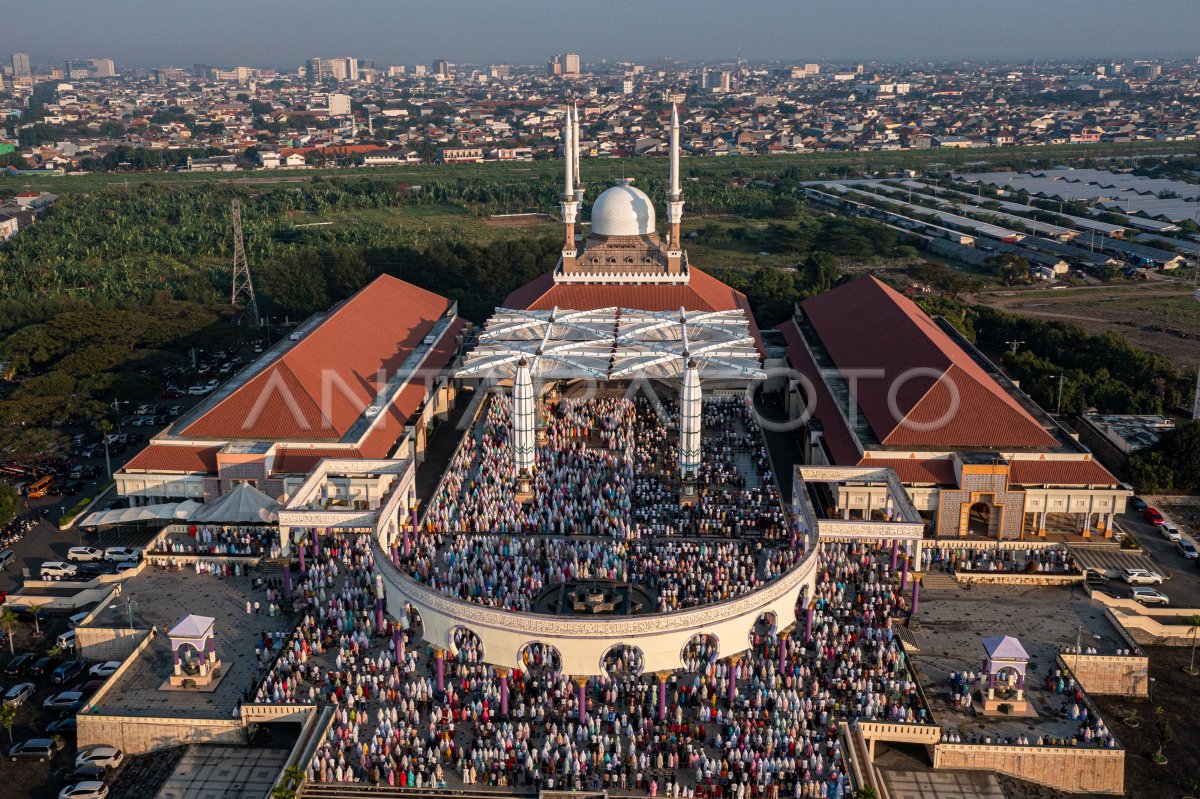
[2,139,1196,195]
[978,282,1200,370]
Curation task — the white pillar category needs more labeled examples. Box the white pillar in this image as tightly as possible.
[513,358,536,478]
[678,359,701,479]
[279,525,291,557]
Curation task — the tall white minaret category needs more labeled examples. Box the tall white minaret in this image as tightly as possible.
[573,102,584,204]
[666,103,686,273]
[560,107,579,271]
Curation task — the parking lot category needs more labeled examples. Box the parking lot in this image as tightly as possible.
[1107,501,1200,608]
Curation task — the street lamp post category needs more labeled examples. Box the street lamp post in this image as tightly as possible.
[1056,373,1065,416]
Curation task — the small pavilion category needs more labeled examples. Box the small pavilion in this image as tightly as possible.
[167,614,223,689]
[980,634,1031,714]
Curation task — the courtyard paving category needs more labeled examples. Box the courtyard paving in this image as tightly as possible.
[907,581,1124,743]
[86,566,296,718]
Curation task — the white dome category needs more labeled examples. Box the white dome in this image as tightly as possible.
[590,183,656,236]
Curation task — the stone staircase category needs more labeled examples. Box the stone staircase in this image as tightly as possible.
[891,620,920,653]
[919,570,960,591]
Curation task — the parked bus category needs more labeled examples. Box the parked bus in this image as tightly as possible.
[26,476,54,498]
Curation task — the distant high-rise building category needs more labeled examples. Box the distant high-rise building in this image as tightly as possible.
[91,58,116,77]
[700,69,731,93]
[490,65,511,79]
[432,59,449,78]
[387,65,406,77]
[11,52,30,77]
[413,64,427,77]
[548,52,580,77]
[621,77,634,95]
[327,93,352,117]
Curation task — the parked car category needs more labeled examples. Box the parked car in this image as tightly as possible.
[56,630,77,650]
[186,384,210,396]
[0,549,13,570]
[1132,587,1170,606]
[29,656,62,679]
[102,547,140,562]
[1177,540,1199,560]
[8,738,56,761]
[40,561,79,580]
[1122,568,1165,585]
[75,746,124,770]
[1084,569,1109,585]
[67,547,104,563]
[66,764,107,783]
[43,691,85,712]
[3,682,35,706]
[1160,522,1182,542]
[68,611,91,629]
[52,659,85,684]
[89,661,121,679]
[112,561,139,573]
[1129,496,1148,514]
[45,716,78,735]
[5,652,38,677]
[1143,506,1166,526]
[68,465,101,480]
[59,782,109,799]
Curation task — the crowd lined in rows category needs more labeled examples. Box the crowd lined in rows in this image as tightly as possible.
[400,534,798,612]
[242,533,943,797]
[151,524,276,557]
[925,545,1078,575]
[423,394,787,540]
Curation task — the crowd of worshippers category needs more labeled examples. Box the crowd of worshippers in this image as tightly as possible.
[398,533,798,612]
[941,670,1117,748]
[246,537,931,797]
[150,524,276,557]
[423,394,786,540]
[923,545,1078,574]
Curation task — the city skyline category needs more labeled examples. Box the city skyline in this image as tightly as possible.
[2,0,1198,70]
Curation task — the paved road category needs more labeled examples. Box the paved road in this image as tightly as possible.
[1111,508,1200,607]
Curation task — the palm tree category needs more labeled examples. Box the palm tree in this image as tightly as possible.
[1187,614,1200,675]
[28,604,45,637]
[0,702,15,744]
[0,608,16,656]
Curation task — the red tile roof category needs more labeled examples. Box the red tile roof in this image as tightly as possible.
[504,267,762,347]
[858,457,957,485]
[123,444,221,473]
[272,447,361,475]
[800,277,1057,449]
[1008,458,1121,487]
[181,275,452,441]
[777,318,862,465]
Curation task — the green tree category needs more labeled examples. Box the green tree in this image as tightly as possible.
[0,607,17,656]
[0,702,16,744]
[0,483,17,529]
[1186,614,1200,676]
[28,604,45,637]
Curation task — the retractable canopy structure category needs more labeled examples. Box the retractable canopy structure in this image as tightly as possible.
[457,307,765,382]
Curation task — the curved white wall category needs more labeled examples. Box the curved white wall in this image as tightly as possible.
[374,533,819,676]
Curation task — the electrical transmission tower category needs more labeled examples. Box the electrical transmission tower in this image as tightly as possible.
[230,199,260,324]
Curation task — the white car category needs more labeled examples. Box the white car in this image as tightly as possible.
[1132,587,1170,606]
[40,561,79,579]
[59,781,109,799]
[67,547,104,563]
[1121,568,1164,586]
[1161,523,1182,542]
[187,384,210,396]
[76,745,124,770]
[103,547,140,562]
[56,630,77,650]
[3,682,35,707]
[89,661,121,679]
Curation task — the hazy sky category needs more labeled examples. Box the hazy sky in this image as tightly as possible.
[3,0,1197,69]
